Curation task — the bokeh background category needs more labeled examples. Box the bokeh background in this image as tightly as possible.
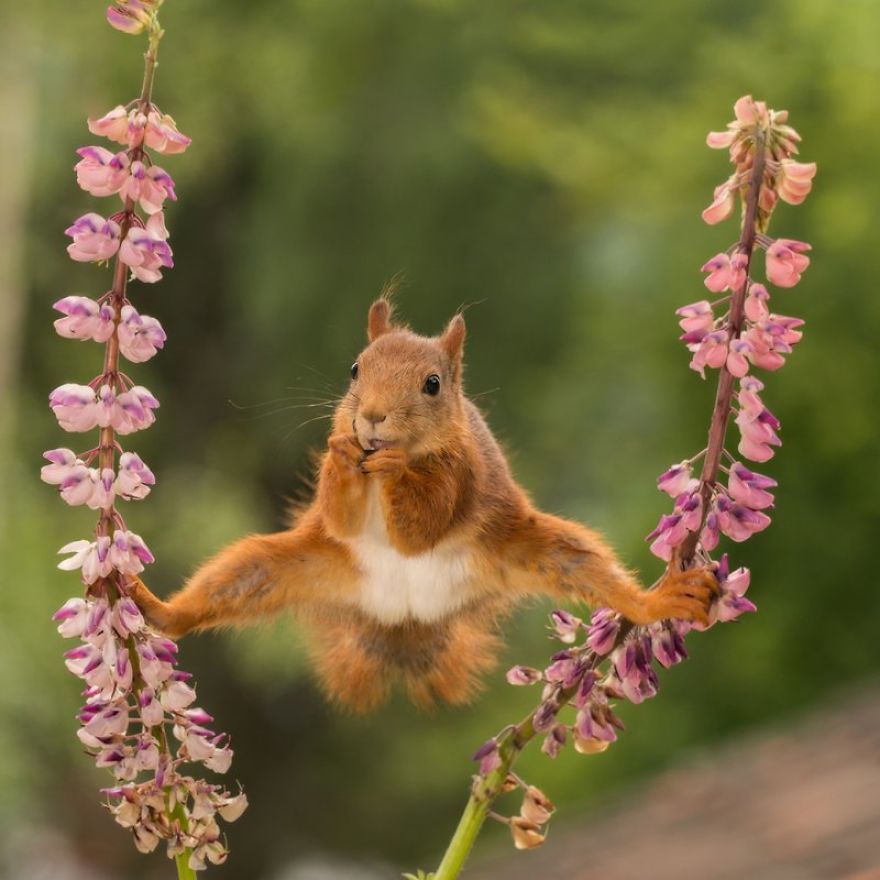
[2,1,879,878]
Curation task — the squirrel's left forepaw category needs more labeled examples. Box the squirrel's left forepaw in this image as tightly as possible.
[649,566,718,625]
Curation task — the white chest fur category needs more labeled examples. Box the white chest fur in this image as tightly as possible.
[347,484,473,625]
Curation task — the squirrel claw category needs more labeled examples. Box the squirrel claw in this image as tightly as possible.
[649,565,718,625]
[360,447,407,476]
[328,434,365,471]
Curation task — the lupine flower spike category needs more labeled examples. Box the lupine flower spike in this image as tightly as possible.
[46,2,245,873]
[420,95,814,880]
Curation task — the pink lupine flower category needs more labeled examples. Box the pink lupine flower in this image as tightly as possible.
[88,383,159,434]
[118,305,166,362]
[122,161,177,214]
[112,598,145,638]
[733,94,766,126]
[744,283,771,323]
[657,461,696,497]
[106,0,154,35]
[646,512,687,561]
[58,536,113,584]
[742,326,786,371]
[41,448,82,485]
[87,105,130,145]
[53,296,115,342]
[765,239,811,288]
[49,384,100,432]
[707,555,756,625]
[144,110,191,155]
[65,213,121,263]
[75,146,129,197]
[109,529,155,574]
[689,329,728,378]
[119,213,173,283]
[507,666,543,686]
[706,129,736,149]
[726,337,752,377]
[701,181,735,225]
[700,509,720,551]
[715,494,771,542]
[728,462,776,509]
[53,597,91,638]
[701,253,734,293]
[736,378,782,463]
[115,385,160,433]
[549,609,582,644]
[777,160,817,206]
[115,451,156,499]
[676,300,714,339]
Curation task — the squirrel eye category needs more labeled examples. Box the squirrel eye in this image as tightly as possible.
[423,374,441,396]
[350,362,359,380]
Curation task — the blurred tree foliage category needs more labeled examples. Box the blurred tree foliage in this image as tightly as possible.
[2,0,879,877]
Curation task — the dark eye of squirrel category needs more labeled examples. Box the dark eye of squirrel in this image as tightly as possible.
[423,374,441,396]
[350,362,359,380]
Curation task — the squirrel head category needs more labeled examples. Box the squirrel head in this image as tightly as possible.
[338,297,467,457]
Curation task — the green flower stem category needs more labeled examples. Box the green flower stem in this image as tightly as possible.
[432,623,634,880]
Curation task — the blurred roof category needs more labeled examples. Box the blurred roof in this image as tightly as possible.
[471,683,880,880]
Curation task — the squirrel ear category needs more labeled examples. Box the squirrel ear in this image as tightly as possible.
[441,313,466,361]
[367,298,393,342]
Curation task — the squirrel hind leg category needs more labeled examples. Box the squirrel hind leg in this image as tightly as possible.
[404,616,504,709]
[307,625,392,715]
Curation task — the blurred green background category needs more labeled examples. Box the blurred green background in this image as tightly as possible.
[2,0,878,877]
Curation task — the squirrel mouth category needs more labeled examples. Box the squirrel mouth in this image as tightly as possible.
[365,438,396,452]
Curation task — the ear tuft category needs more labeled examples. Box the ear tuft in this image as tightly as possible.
[367,298,394,342]
[441,313,466,360]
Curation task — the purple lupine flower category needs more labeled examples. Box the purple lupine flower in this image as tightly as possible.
[115,451,156,499]
[540,725,567,758]
[586,608,620,655]
[471,738,502,776]
[506,666,542,686]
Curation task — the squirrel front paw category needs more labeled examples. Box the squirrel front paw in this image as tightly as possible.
[647,566,718,625]
[328,434,365,472]
[360,447,407,476]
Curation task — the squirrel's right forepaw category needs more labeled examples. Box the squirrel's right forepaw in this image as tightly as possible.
[328,434,365,472]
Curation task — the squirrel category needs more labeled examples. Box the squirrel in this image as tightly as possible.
[128,297,717,712]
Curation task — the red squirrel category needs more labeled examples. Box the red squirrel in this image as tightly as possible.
[128,297,716,712]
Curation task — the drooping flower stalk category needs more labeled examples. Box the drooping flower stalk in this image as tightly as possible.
[45,3,245,876]
[414,95,815,880]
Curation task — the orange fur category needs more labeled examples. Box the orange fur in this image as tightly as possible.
[128,299,716,712]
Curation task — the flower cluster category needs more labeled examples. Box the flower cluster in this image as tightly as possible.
[46,5,245,870]
[650,93,812,563]
[470,96,813,853]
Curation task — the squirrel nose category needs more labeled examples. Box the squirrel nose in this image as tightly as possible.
[362,410,386,426]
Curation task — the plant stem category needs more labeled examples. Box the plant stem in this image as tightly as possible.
[679,128,767,565]
[433,623,634,879]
